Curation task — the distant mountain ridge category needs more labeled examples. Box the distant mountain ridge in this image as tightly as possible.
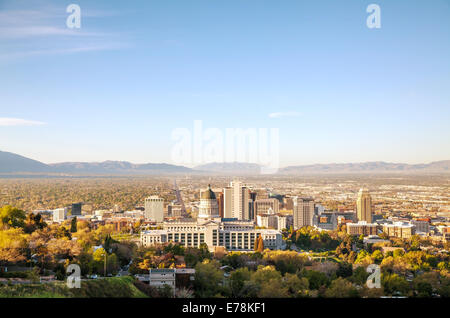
[280,161,450,174]
[0,150,449,175]
[195,162,262,174]
[50,161,192,174]
[0,151,192,174]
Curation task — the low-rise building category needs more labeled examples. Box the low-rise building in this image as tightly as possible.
[412,219,430,233]
[346,221,378,236]
[140,217,283,251]
[382,222,416,239]
[149,268,176,289]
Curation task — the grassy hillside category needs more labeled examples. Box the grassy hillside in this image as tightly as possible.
[0,277,148,298]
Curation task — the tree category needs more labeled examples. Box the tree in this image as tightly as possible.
[251,265,288,298]
[371,250,384,264]
[230,267,252,297]
[349,266,368,286]
[0,228,27,266]
[263,250,307,275]
[24,213,47,234]
[70,217,78,233]
[324,277,359,298]
[0,206,26,229]
[382,273,410,296]
[413,272,440,297]
[336,262,353,278]
[303,270,329,290]
[284,273,309,297]
[255,235,264,253]
[258,277,289,298]
[194,260,225,298]
[393,249,405,258]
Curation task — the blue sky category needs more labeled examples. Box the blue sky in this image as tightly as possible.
[0,0,449,166]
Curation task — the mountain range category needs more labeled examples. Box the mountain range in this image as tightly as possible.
[0,150,449,175]
[0,150,192,174]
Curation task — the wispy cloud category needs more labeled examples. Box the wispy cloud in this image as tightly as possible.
[0,44,128,60]
[0,8,128,60]
[0,118,46,126]
[0,26,105,39]
[268,112,302,118]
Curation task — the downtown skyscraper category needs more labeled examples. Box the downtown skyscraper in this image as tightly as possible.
[293,197,314,229]
[223,181,250,220]
[356,188,372,223]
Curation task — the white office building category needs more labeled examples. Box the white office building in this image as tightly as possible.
[53,208,67,223]
[223,181,250,220]
[145,196,164,222]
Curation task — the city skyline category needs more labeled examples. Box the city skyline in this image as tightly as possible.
[1,0,450,166]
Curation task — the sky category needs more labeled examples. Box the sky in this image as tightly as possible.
[0,0,449,167]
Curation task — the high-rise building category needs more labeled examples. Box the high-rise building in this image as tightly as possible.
[71,203,82,216]
[217,192,224,218]
[145,196,164,222]
[293,197,314,229]
[198,185,219,218]
[249,191,257,222]
[356,188,372,223]
[223,181,251,220]
[232,181,250,220]
[223,187,233,218]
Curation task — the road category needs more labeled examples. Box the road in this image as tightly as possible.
[173,179,186,215]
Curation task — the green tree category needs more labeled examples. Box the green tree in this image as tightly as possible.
[371,250,384,264]
[24,212,47,234]
[349,266,369,285]
[303,270,329,290]
[0,228,27,266]
[284,273,309,297]
[230,267,252,297]
[70,217,78,233]
[0,206,26,229]
[382,273,410,296]
[194,260,225,298]
[325,277,359,298]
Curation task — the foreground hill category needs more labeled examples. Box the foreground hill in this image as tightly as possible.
[0,276,147,298]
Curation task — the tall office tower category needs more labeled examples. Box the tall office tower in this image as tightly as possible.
[356,188,372,223]
[223,181,251,220]
[71,203,82,216]
[217,192,224,218]
[293,197,315,229]
[230,181,250,220]
[249,191,257,222]
[53,208,67,223]
[223,187,233,218]
[198,185,220,218]
[145,196,164,222]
